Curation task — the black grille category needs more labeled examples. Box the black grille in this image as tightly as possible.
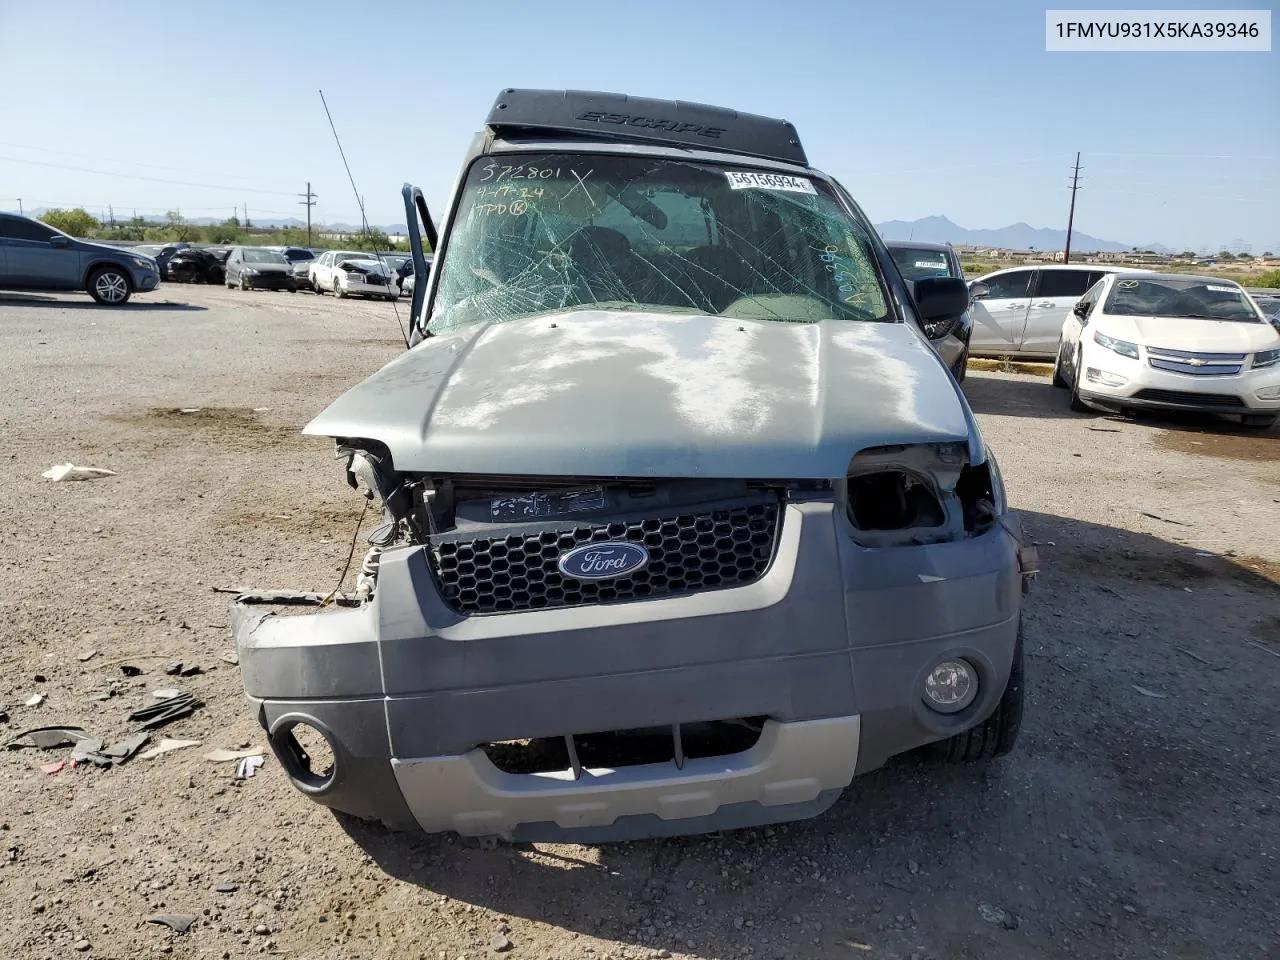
[430,501,781,615]
[1132,388,1243,408]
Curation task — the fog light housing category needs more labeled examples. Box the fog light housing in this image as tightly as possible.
[1255,385,1280,401]
[923,659,978,714]
[1085,367,1128,387]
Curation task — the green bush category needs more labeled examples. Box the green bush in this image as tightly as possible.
[39,208,100,237]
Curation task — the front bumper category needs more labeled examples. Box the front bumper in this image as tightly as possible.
[232,501,1026,841]
[1078,353,1280,415]
[244,273,297,291]
[136,272,159,291]
[339,275,395,297]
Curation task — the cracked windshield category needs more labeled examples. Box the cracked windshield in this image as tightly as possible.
[429,153,890,334]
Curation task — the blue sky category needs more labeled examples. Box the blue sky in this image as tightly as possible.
[1,0,1276,251]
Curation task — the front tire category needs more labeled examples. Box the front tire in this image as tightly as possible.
[934,626,1024,763]
[1068,347,1089,412]
[333,282,345,299]
[239,275,250,291]
[1051,340,1068,388]
[87,266,131,305]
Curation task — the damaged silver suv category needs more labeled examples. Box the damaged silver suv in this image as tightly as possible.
[230,89,1035,842]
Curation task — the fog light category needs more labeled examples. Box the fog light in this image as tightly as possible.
[923,660,978,713]
[1255,385,1280,401]
[1085,368,1128,387]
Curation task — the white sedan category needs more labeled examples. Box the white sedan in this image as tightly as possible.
[310,250,398,300]
[1052,272,1280,429]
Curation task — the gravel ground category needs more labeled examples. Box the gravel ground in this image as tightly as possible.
[1,285,1277,960]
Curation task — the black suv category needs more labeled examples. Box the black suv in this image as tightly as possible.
[885,240,973,381]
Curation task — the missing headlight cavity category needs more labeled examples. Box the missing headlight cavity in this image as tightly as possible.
[844,442,1000,546]
[481,718,766,776]
[847,471,944,530]
[272,719,337,790]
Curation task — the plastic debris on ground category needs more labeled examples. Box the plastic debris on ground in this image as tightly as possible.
[24,693,45,708]
[41,463,117,482]
[234,755,265,779]
[138,738,202,760]
[77,650,98,662]
[148,914,198,934]
[204,747,263,763]
[128,692,202,729]
[5,726,94,750]
[71,732,151,767]
[152,688,181,700]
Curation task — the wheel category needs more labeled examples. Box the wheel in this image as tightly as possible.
[934,625,1024,763]
[950,342,968,383]
[239,275,250,291]
[1068,347,1089,412]
[87,266,131,305]
[333,282,345,299]
[1051,340,1068,388]
[1242,414,1277,429]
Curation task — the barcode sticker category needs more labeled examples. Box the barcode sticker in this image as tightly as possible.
[725,171,817,194]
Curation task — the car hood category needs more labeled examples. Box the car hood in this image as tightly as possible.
[1101,314,1280,353]
[79,239,153,262]
[337,258,386,275]
[302,310,979,478]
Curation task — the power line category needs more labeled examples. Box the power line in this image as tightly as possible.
[0,140,266,182]
[0,155,297,196]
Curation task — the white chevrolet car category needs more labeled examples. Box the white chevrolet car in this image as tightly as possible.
[310,250,398,300]
[1052,273,1280,429]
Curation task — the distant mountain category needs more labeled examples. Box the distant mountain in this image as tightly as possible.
[873,215,1174,255]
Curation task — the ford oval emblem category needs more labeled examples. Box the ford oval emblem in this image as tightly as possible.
[557,541,649,581]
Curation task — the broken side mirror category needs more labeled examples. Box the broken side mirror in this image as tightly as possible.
[1073,300,1091,320]
[968,281,990,301]
[401,183,439,345]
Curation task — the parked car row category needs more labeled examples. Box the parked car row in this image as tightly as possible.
[874,243,1279,428]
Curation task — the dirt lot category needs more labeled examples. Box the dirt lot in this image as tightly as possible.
[1,284,1277,960]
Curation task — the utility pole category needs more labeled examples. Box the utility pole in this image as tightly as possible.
[17,198,23,216]
[1064,152,1082,264]
[108,205,115,228]
[244,204,251,230]
[298,182,317,246]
